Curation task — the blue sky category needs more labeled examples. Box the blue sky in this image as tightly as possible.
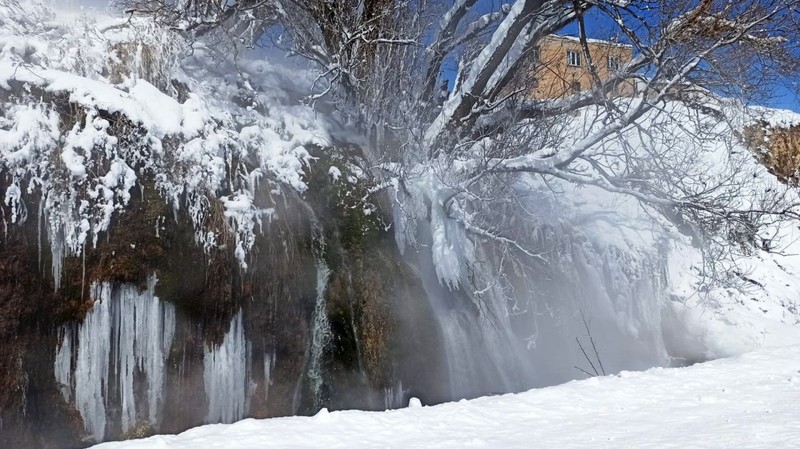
[463,0,800,113]
[765,86,800,113]
[569,4,800,113]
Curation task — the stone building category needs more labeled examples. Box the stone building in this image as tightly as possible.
[516,35,635,99]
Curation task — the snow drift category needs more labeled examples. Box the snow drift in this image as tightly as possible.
[89,344,800,449]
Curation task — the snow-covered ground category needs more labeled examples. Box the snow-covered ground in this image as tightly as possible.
[93,345,800,449]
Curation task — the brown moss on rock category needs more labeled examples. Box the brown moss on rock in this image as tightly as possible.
[238,186,318,417]
[742,121,800,185]
[0,197,84,448]
[91,186,169,288]
[120,421,155,440]
[0,171,245,445]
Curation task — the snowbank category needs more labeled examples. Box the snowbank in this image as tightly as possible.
[92,345,800,448]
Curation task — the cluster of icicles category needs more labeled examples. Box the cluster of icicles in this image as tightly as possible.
[53,276,272,441]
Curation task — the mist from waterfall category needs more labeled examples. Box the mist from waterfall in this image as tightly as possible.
[407,200,674,399]
[410,218,522,399]
[518,230,671,387]
[44,0,109,9]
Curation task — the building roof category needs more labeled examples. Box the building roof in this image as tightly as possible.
[545,34,633,48]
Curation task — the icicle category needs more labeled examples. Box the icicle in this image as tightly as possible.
[264,351,275,404]
[203,310,251,424]
[74,284,111,442]
[116,276,176,433]
[144,283,176,424]
[115,283,136,433]
[49,224,64,291]
[37,199,43,270]
[383,380,407,410]
[54,327,72,402]
[81,245,86,299]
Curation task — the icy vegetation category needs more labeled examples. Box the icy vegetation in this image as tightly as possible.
[54,276,175,441]
[0,0,331,276]
[401,99,800,388]
[91,345,800,449]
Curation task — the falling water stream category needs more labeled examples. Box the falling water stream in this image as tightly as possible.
[307,218,331,408]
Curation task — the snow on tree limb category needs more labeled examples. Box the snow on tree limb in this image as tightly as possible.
[27,0,800,289]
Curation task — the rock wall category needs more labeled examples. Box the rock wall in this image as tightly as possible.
[0,146,448,448]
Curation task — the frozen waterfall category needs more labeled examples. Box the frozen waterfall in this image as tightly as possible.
[53,276,175,441]
[203,310,252,424]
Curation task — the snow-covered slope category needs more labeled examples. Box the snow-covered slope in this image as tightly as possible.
[665,233,800,362]
[92,344,800,449]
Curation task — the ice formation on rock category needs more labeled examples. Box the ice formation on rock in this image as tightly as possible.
[54,276,175,441]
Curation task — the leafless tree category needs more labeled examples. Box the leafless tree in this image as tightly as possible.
[119,0,800,286]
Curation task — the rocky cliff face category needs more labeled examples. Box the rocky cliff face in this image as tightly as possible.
[0,7,453,445]
[0,146,451,447]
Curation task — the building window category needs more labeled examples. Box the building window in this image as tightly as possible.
[571,81,581,94]
[531,47,540,64]
[567,50,581,67]
[608,55,621,71]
